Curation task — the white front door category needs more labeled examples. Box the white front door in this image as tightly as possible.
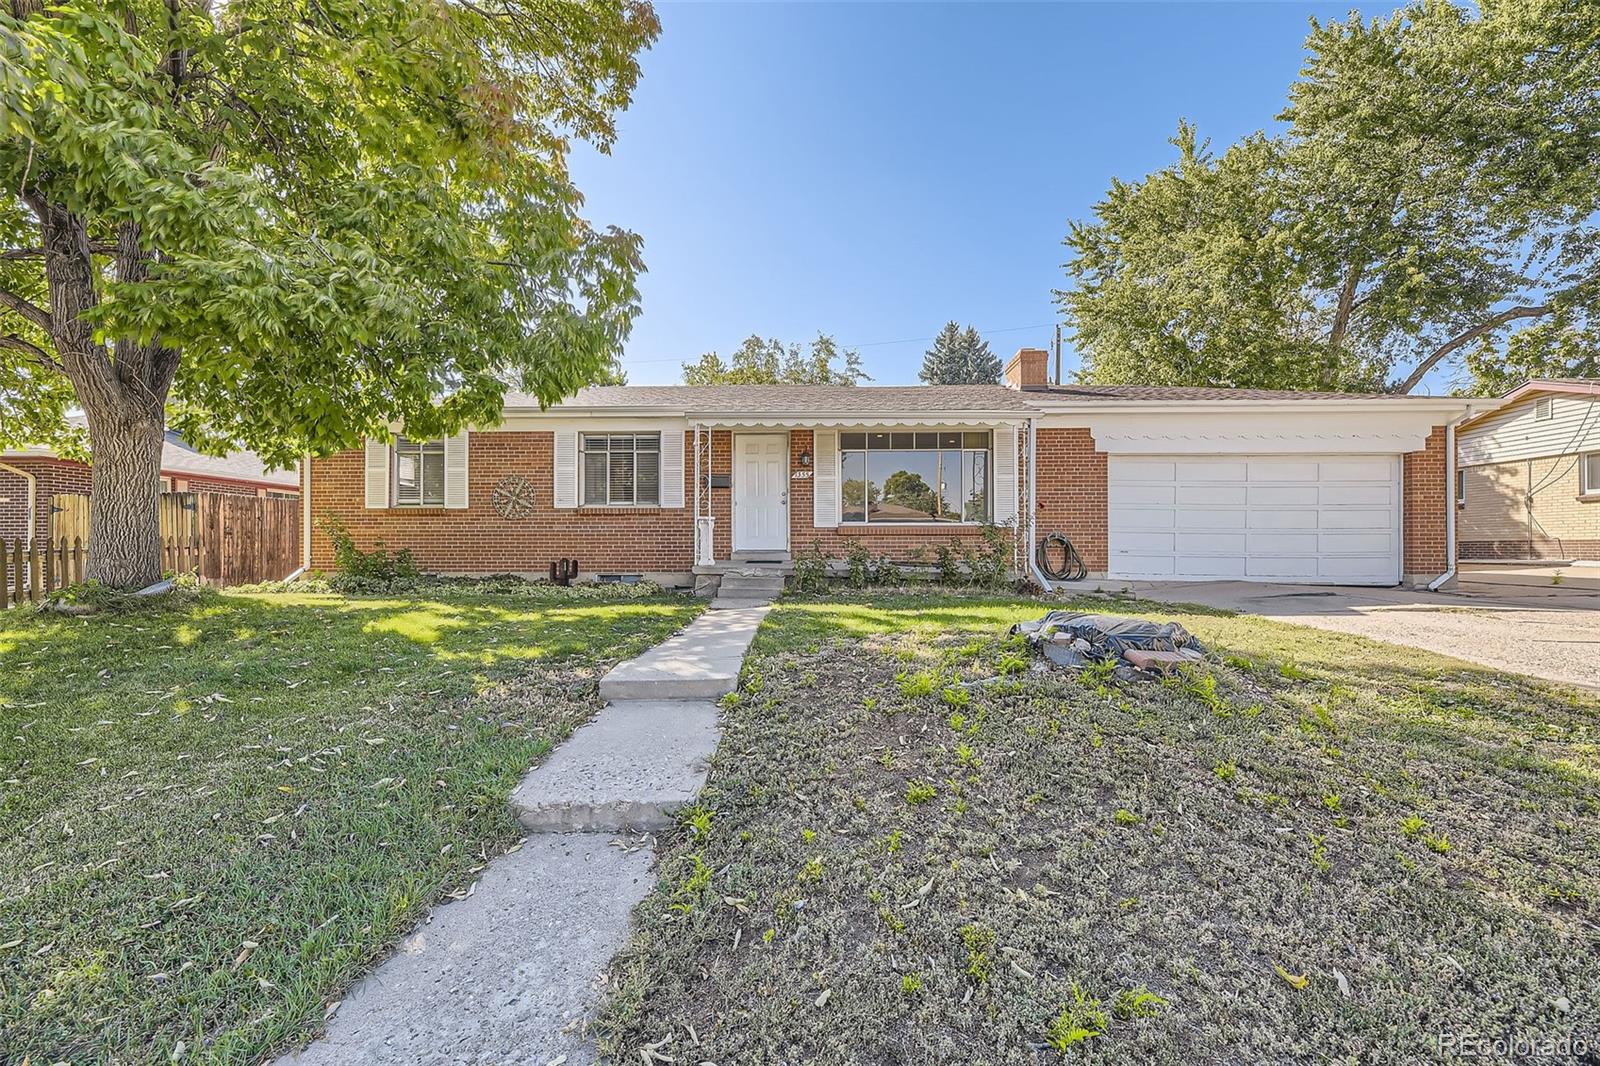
[734,434,789,552]
[1107,454,1402,585]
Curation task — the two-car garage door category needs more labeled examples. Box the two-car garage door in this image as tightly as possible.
[1108,455,1402,585]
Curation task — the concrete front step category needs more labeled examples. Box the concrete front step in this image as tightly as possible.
[719,574,786,594]
[709,596,773,610]
[509,700,720,832]
[597,604,768,701]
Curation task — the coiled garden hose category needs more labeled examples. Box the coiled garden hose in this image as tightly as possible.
[1036,532,1087,582]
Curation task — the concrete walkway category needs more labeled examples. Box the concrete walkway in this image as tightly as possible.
[275,603,770,1066]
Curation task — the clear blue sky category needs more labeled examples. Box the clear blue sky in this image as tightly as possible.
[569,1,1358,386]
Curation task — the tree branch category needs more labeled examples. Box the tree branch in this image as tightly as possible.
[0,331,61,371]
[1394,303,1553,394]
[0,287,51,330]
[2,244,117,260]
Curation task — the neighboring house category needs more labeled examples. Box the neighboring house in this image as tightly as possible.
[1456,379,1600,561]
[0,417,299,545]
[301,348,1493,589]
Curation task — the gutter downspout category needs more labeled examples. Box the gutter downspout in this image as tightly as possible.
[0,460,38,545]
[300,455,312,572]
[1026,417,1053,593]
[1427,416,1466,591]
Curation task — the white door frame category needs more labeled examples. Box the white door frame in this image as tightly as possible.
[732,432,790,552]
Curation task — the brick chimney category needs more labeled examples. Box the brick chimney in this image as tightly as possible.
[1004,347,1050,390]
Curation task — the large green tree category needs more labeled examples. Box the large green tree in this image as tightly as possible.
[1061,0,1600,394]
[918,321,1002,385]
[682,333,869,385]
[0,0,657,587]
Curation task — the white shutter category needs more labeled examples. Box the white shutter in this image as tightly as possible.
[553,429,578,509]
[992,425,1018,526]
[364,439,390,509]
[813,429,839,528]
[443,432,469,509]
[659,429,685,508]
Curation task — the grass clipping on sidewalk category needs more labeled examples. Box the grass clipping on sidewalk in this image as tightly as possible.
[597,593,1598,1063]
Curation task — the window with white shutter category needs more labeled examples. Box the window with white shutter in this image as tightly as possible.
[364,439,390,509]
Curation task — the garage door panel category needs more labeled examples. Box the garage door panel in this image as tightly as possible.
[1177,461,1248,483]
[1177,508,1247,529]
[1109,484,1176,506]
[1118,531,1175,552]
[1320,532,1392,554]
[1321,508,1392,530]
[1250,484,1319,506]
[1175,554,1247,577]
[1321,459,1394,482]
[1178,484,1245,506]
[1112,553,1176,576]
[1249,460,1319,481]
[1247,556,1321,578]
[1176,532,1246,554]
[1108,454,1400,586]
[1249,509,1319,530]
[1248,532,1318,553]
[1321,484,1392,506]
[1111,459,1174,481]
[1319,556,1394,580]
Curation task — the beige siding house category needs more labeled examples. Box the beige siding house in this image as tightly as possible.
[1457,380,1600,560]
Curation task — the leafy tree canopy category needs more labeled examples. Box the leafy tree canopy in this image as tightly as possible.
[682,334,869,385]
[0,0,657,585]
[918,321,1002,385]
[1061,0,1600,395]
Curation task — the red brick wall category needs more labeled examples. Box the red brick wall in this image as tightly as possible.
[177,475,297,497]
[309,431,699,575]
[1033,427,1109,572]
[1403,426,1451,579]
[0,458,93,544]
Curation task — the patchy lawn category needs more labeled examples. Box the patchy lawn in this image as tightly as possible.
[598,591,1599,1064]
[0,582,700,1065]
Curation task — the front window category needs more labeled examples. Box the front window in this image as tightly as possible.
[1456,468,1466,505]
[840,430,991,524]
[582,433,661,506]
[1583,452,1600,496]
[395,437,446,506]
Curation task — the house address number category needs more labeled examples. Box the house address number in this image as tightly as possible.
[791,470,813,480]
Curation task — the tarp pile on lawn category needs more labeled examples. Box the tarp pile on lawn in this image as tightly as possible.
[1010,611,1207,677]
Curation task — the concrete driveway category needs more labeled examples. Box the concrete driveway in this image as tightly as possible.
[1119,577,1600,692]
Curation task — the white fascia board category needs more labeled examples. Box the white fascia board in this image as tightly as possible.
[1030,397,1491,418]
[1046,407,1469,455]
[492,407,1029,428]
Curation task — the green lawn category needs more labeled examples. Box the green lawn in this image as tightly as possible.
[598,591,1599,1064]
[0,582,701,1065]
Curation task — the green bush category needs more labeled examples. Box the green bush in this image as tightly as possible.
[320,515,421,592]
[792,540,830,593]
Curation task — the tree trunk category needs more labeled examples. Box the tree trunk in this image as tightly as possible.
[81,397,167,589]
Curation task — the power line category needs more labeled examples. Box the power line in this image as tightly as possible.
[619,321,1060,366]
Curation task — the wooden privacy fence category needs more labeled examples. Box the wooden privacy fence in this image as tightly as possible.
[1,536,202,609]
[2,492,300,606]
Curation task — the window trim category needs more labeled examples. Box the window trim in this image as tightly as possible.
[838,429,993,526]
[393,436,447,508]
[1582,451,1600,497]
[579,431,663,508]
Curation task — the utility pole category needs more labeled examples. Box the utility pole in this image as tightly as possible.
[1053,323,1062,386]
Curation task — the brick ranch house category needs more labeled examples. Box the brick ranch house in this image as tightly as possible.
[1,416,299,545]
[301,349,1496,590]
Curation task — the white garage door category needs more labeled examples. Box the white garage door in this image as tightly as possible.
[1108,455,1402,585]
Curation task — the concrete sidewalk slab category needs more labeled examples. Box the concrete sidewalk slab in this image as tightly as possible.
[598,605,767,700]
[508,699,720,832]
[272,834,651,1066]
